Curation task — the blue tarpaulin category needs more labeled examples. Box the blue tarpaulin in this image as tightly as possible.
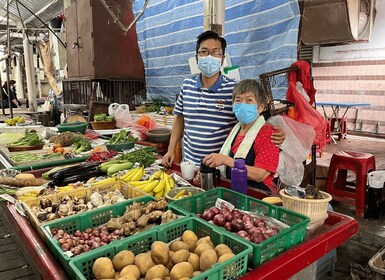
[133,0,300,102]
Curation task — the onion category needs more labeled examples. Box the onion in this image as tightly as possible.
[78,240,85,245]
[224,222,232,232]
[85,228,92,234]
[250,232,265,244]
[223,212,234,222]
[100,227,108,233]
[61,243,72,251]
[263,233,271,240]
[258,226,267,233]
[242,215,253,223]
[82,232,90,240]
[237,230,249,238]
[208,220,215,224]
[57,229,65,236]
[63,233,70,240]
[58,238,66,245]
[231,219,243,231]
[51,228,58,236]
[265,229,278,237]
[248,227,262,236]
[113,229,120,235]
[74,230,82,237]
[202,209,214,221]
[93,237,101,243]
[197,213,203,218]
[221,206,231,214]
[100,235,111,243]
[87,240,94,247]
[91,241,100,249]
[210,207,220,215]
[91,229,100,237]
[244,222,254,233]
[254,219,265,228]
[213,214,226,226]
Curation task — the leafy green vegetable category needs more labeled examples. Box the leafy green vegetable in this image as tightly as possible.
[94,113,114,122]
[116,146,157,167]
[8,129,44,146]
[72,137,92,154]
[108,130,138,144]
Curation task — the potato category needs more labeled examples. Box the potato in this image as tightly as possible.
[170,262,193,280]
[214,244,233,258]
[120,265,140,279]
[113,250,135,271]
[179,278,190,280]
[134,253,155,276]
[200,250,218,272]
[187,253,200,271]
[151,241,170,265]
[169,240,190,252]
[118,276,136,280]
[93,257,116,280]
[218,253,235,263]
[196,236,214,248]
[194,243,215,256]
[115,271,120,280]
[181,230,198,251]
[145,264,168,280]
[192,271,202,277]
[171,249,190,265]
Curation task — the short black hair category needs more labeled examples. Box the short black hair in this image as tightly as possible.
[196,31,227,54]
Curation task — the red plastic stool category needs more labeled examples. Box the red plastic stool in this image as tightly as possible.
[330,117,347,140]
[326,151,376,217]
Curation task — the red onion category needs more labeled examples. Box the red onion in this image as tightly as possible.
[202,209,214,221]
[250,232,265,244]
[208,220,215,224]
[93,237,101,243]
[100,235,111,243]
[91,229,100,237]
[61,243,71,251]
[231,219,243,231]
[78,240,85,245]
[242,215,253,223]
[197,213,203,218]
[265,229,278,237]
[224,222,232,232]
[258,226,267,233]
[91,241,100,249]
[57,229,65,236]
[254,219,265,228]
[85,228,92,234]
[244,222,254,232]
[237,230,249,238]
[223,212,234,222]
[87,240,94,247]
[74,230,82,237]
[210,207,220,215]
[113,229,120,235]
[58,238,66,245]
[51,228,58,236]
[213,214,226,226]
[248,227,262,236]
[263,233,271,240]
[82,232,90,240]
[221,206,231,214]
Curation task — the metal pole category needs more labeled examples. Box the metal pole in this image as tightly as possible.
[6,0,13,118]
[23,32,37,111]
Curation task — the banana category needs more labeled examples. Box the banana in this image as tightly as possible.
[131,167,144,181]
[120,168,138,181]
[128,180,151,186]
[92,177,117,186]
[154,188,164,199]
[173,189,186,199]
[164,179,171,197]
[149,170,163,181]
[142,180,160,193]
[262,196,282,204]
[153,179,166,193]
[168,176,175,189]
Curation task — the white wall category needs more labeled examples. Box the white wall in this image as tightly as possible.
[314,0,385,62]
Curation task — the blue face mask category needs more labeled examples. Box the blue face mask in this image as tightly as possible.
[232,103,258,124]
[198,55,222,77]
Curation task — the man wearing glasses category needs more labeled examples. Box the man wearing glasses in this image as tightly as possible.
[162,31,285,167]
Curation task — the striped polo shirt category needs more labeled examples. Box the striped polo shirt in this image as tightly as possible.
[174,73,237,166]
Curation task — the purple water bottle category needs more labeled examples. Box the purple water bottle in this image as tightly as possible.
[231,159,248,194]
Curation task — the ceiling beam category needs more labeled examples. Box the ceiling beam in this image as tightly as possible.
[24,0,61,24]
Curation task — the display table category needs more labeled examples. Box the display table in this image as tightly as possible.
[0,189,358,280]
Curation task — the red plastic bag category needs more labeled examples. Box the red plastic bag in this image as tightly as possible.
[286,81,328,150]
[132,115,157,140]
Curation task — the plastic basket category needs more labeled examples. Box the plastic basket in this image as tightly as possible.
[279,189,332,223]
[40,196,184,279]
[90,121,116,130]
[170,187,309,268]
[69,217,252,280]
[369,246,385,280]
[23,181,146,239]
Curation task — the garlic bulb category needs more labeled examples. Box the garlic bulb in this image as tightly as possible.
[90,192,103,207]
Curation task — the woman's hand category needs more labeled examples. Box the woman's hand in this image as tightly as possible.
[271,125,286,146]
[162,150,175,168]
[203,153,233,168]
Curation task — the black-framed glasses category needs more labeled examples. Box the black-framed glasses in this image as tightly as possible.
[197,50,223,57]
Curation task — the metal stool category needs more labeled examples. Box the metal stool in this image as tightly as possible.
[325,151,376,217]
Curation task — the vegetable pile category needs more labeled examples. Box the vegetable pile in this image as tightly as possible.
[48,162,102,186]
[116,146,157,167]
[108,130,137,144]
[199,206,279,244]
[10,152,62,163]
[49,199,178,257]
[8,129,44,146]
[94,113,114,122]
[91,229,236,280]
[72,137,92,154]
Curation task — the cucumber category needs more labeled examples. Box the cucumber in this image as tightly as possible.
[107,162,134,175]
[99,160,123,172]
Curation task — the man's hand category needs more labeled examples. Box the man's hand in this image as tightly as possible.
[203,153,232,168]
[271,125,286,147]
[162,150,175,168]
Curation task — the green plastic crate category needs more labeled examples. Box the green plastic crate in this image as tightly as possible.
[40,196,185,279]
[69,217,253,280]
[170,187,310,268]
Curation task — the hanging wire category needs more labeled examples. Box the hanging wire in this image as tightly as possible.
[15,0,66,48]
[15,0,33,45]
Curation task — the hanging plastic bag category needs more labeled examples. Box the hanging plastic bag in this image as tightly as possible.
[50,95,63,126]
[108,103,120,117]
[114,104,133,128]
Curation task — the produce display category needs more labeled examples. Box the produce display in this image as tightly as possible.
[49,131,87,147]
[49,199,177,257]
[91,229,235,280]
[199,206,280,244]
[72,137,92,154]
[4,116,24,126]
[108,130,137,144]
[93,113,114,122]
[7,129,44,146]
[116,146,157,168]
[30,190,125,223]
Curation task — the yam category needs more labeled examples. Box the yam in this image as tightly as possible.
[200,250,218,272]
[112,250,135,271]
[134,253,155,277]
[169,240,190,252]
[170,262,194,280]
[151,241,170,265]
[171,249,190,265]
[92,257,115,280]
[119,265,140,280]
[187,253,200,271]
[145,264,168,280]
[181,230,198,251]
[214,244,233,258]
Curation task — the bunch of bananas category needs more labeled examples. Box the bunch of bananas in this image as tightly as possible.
[129,170,174,198]
[5,116,24,126]
[119,167,145,182]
